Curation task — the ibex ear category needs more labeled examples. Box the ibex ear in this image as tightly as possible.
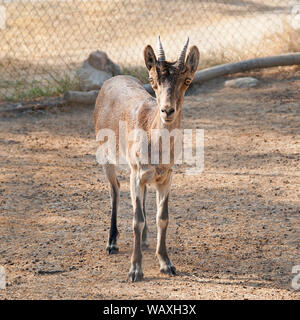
[186,46,200,74]
[144,45,157,70]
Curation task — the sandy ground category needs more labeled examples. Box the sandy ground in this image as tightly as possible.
[0,68,299,299]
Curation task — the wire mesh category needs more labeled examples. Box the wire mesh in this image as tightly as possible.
[0,0,299,101]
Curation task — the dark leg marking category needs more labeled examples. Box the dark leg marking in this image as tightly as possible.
[107,185,119,254]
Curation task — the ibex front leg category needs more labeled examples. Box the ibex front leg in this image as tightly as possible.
[104,164,120,254]
[128,170,146,282]
[156,179,176,276]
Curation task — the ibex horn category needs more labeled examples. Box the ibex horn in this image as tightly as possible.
[157,35,166,62]
[178,37,189,69]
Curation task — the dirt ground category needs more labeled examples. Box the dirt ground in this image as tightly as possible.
[0,68,299,300]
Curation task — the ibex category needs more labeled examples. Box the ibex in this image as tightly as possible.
[94,36,199,281]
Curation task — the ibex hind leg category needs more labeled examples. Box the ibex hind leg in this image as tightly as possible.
[104,164,120,254]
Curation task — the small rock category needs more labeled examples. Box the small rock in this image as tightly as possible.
[76,50,121,91]
[88,50,121,76]
[77,61,111,91]
[225,77,259,88]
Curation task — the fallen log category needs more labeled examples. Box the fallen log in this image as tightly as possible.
[143,84,155,95]
[0,97,65,113]
[193,52,300,84]
[64,86,155,104]
[64,90,99,104]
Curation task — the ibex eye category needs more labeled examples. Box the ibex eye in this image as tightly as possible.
[149,77,154,84]
[185,78,191,86]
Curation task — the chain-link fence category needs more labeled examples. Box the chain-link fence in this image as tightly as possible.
[0,0,299,102]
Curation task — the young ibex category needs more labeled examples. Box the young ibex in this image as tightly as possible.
[94,37,199,281]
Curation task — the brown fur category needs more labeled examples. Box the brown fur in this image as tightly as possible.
[94,41,200,281]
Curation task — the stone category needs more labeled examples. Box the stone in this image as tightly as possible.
[225,77,259,88]
[76,50,121,91]
[88,50,121,76]
[77,60,111,91]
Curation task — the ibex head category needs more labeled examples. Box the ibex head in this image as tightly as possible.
[144,36,200,125]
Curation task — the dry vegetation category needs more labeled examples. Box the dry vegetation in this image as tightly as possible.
[0,0,299,99]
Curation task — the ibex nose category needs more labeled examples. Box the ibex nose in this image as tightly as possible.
[161,107,175,117]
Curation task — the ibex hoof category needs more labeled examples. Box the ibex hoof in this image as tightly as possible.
[106,245,119,255]
[160,263,176,276]
[128,265,144,282]
[129,271,143,282]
